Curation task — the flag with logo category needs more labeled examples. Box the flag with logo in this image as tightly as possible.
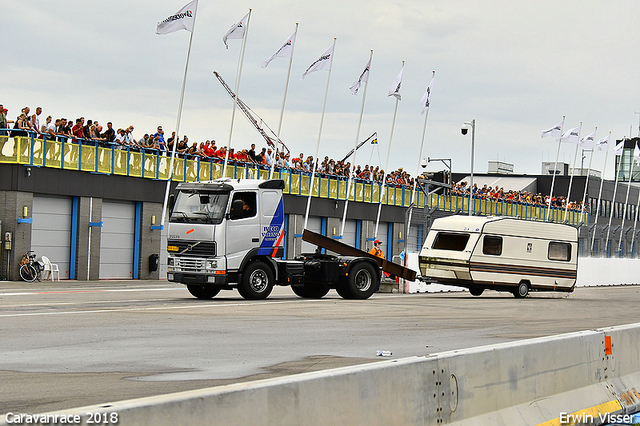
[579,131,596,148]
[156,0,198,35]
[541,121,562,139]
[561,126,580,144]
[349,57,371,95]
[634,143,640,165]
[262,29,297,68]
[595,134,609,151]
[420,74,434,114]
[388,65,404,100]
[223,12,250,48]
[614,140,625,156]
[301,43,334,80]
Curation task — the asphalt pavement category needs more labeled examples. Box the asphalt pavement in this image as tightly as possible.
[1,279,639,414]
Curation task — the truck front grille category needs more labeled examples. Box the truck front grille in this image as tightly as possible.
[175,257,206,272]
[168,240,216,257]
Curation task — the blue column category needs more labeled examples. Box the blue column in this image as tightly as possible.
[133,201,142,279]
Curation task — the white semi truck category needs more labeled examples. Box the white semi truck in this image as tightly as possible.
[166,178,416,300]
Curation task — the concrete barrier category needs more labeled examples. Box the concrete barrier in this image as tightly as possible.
[4,323,640,426]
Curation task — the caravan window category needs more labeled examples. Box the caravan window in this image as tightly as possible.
[432,232,470,251]
[482,236,502,256]
[548,242,571,261]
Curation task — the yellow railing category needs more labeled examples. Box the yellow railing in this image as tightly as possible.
[0,134,584,225]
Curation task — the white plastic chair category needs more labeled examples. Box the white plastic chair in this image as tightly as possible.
[41,256,60,281]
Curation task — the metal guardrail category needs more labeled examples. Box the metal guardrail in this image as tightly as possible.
[0,132,584,225]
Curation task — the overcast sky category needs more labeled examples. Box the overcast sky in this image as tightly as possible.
[3,0,640,179]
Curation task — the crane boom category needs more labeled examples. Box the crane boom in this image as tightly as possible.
[214,71,289,154]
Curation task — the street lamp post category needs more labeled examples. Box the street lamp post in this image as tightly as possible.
[462,119,475,216]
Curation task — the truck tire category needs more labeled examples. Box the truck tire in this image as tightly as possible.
[469,287,484,297]
[291,283,330,299]
[513,281,529,298]
[335,283,354,299]
[343,262,378,300]
[187,285,221,300]
[238,261,274,300]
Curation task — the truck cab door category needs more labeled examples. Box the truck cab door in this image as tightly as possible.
[226,191,260,271]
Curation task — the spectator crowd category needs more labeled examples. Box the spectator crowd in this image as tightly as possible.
[0,103,586,211]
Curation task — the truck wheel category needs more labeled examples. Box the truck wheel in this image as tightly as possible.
[187,285,220,300]
[335,281,354,299]
[238,261,274,300]
[469,287,484,297]
[291,283,330,299]
[344,262,378,300]
[513,281,529,298]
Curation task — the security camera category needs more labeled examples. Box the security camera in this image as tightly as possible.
[461,124,470,135]
[421,159,427,168]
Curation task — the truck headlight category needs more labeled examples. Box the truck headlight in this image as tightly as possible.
[206,260,218,270]
[167,258,174,266]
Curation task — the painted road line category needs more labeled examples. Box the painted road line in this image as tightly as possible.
[0,287,183,296]
[0,295,397,318]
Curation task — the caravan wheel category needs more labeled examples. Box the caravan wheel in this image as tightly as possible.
[513,281,529,298]
[469,287,484,297]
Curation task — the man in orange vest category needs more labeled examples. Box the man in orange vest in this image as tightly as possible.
[369,239,384,259]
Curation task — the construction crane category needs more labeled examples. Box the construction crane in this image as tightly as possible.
[340,132,377,163]
[214,71,290,154]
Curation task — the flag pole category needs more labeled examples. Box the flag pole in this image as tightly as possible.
[618,142,636,255]
[303,38,336,230]
[270,23,298,179]
[605,144,622,251]
[630,184,640,256]
[579,127,596,224]
[223,9,252,178]
[340,49,373,239]
[546,116,565,221]
[374,61,403,241]
[591,132,610,254]
[407,70,435,235]
[564,123,582,218]
[160,3,198,228]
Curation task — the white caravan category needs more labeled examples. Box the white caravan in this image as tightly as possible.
[418,216,578,297]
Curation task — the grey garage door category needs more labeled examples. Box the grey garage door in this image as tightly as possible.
[31,196,72,279]
[99,201,135,279]
[300,217,322,254]
[342,219,357,248]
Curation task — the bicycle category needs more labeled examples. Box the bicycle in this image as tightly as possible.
[19,251,43,282]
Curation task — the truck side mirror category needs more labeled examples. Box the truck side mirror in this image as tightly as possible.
[230,199,244,220]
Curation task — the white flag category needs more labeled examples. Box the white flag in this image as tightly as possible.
[561,126,580,144]
[614,140,624,156]
[262,29,297,68]
[223,12,249,48]
[156,0,198,35]
[579,131,596,148]
[349,57,371,95]
[634,143,640,165]
[420,74,434,114]
[388,65,404,100]
[301,44,334,80]
[541,121,562,139]
[596,134,609,151]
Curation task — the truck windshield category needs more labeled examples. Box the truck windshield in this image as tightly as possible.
[171,191,229,224]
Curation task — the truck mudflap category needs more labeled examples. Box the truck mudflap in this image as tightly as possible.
[302,229,417,281]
